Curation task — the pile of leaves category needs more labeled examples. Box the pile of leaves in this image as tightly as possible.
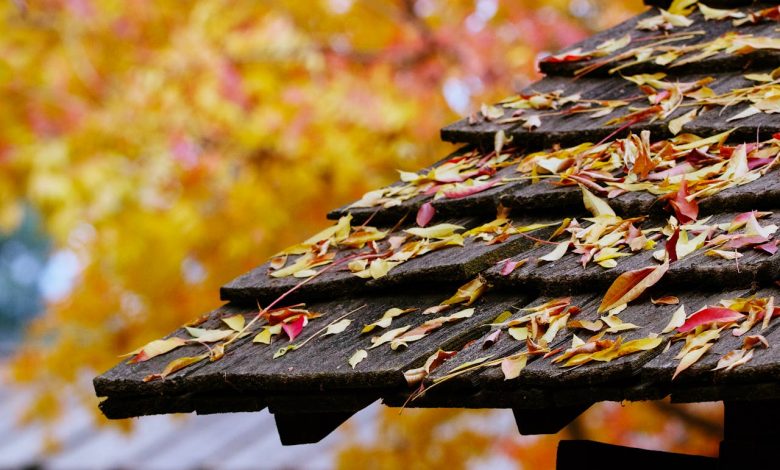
[665,295,776,378]
[349,146,520,210]
[268,209,554,281]
[518,131,779,204]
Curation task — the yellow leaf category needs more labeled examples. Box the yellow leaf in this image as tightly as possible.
[123,337,187,364]
[673,343,713,379]
[143,353,209,382]
[405,223,464,239]
[222,314,245,332]
[184,327,234,343]
[662,305,687,333]
[581,186,615,217]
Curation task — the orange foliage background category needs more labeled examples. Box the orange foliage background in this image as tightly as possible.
[0,0,723,466]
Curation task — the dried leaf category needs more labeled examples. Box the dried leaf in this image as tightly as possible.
[143,353,209,382]
[403,349,457,385]
[662,305,687,334]
[539,241,569,262]
[324,319,352,336]
[744,335,769,350]
[370,326,411,349]
[698,3,745,20]
[581,186,615,217]
[652,296,679,305]
[669,179,698,224]
[349,349,368,369]
[673,342,713,379]
[273,344,299,359]
[282,315,307,341]
[362,307,416,333]
[567,319,604,332]
[124,337,187,364]
[501,354,527,380]
[405,223,464,239]
[416,202,435,227]
[508,326,529,341]
[222,314,245,332]
[598,259,669,313]
[678,307,744,333]
[439,276,487,308]
[253,325,282,344]
[713,348,753,371]
[184,327,234,343]
[617,336,663,356]
[668,108,698,135]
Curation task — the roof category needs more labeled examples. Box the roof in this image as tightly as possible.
[95,1,780,447]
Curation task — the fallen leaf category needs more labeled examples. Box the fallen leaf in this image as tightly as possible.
[370,326,411,349]
[567,319,604,332]
[698,3,745,20]
[662,305,687,334]
[439,276,487,308]
[500,258,527,276]
[616,336,664,356]
[222,314,245,332]
[669,179,698,224]
[673,342,713,379]
[184,327,234,343]
[501,354,528,380]
[349,349,368,369]
[539,240,569,262]
[253,325,282,344]
[678,306,744,333]
[713,348,753,371]
[143,353,209,382]
[403,349,457,385]
[581,186,616,217]
[668,108,698,135]
[598,259,669,313]
[362,307,416,333]
[405,223,464,239]
[124,337,187,364]
[416,202,435,227]
[652,296,679,305]
[282,315,307,341]
[744,335,769,350]
[324,319,352,336]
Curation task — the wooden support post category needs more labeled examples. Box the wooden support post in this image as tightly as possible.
[720,399,780,468]
[512,403,591,435]
[274,410,356,445]
[557,440,717,470]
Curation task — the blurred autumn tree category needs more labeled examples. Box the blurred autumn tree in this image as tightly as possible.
[0,0,722,467]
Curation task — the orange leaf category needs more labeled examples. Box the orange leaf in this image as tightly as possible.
[598,260,669,313]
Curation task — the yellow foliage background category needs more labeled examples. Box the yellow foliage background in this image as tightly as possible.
[0,0,723,466]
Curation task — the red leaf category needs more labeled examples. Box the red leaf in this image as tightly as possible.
[678,307,744,333]
[443,180,499,199]
[755,240,779,255]
[725,235,769,249]
[416,202,435,227]
[665,227,680,263]
[668,179,698,224]
[282,314,307,341]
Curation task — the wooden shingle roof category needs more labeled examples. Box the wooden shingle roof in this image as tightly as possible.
[95,1,780,461]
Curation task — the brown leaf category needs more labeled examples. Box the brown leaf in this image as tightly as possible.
[652,296,679,305]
